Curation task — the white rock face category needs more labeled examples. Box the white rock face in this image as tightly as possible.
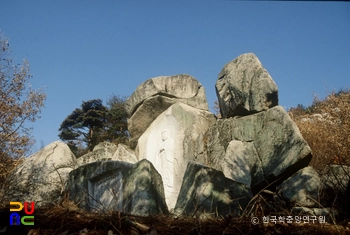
[1,141,77,207]
[136,103,216,209]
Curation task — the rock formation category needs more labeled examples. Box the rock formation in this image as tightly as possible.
[123,159,168,216]
[203,105,312,193]
[3,53,348,219]
[136,102,216,209]
[174,161,253,217]
[125,74,209,148]
[67,160,133,212]
[112,143,138,164]
[66,159,168,216]
[76,141,118,166]
[1,141,76,207]
[77,141,137,166]
[277,166,323,208]
[216,53,278,118]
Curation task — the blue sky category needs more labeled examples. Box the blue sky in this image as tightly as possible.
[1,1,349,154]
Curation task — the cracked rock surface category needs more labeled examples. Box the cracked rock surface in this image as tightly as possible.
[202,106,312,194]
[125,74,209,148]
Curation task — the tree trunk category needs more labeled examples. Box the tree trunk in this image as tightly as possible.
[88,126,94,150]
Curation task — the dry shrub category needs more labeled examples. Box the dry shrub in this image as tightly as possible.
[2,172,350,234]
[0,154,23,197]
[290,90,350,173]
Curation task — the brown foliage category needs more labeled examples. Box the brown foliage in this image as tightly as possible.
[290,91,350,173]
[0,34,46,159]
[213,100,222,119]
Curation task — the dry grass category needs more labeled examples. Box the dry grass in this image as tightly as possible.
[19,206,350,235]
[0,154,23,204]
[1,191,349,235]
[290,90,350,174]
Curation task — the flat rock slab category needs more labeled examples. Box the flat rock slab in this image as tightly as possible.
[174,161,253,217]
[125,74,209,117]
[67,160,133,212]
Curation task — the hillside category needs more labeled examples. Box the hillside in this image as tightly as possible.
[289,90,350,173]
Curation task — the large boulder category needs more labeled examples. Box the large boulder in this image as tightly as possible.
[277,167,324,208]
[204,105,312,193]
[66,159,168,216]
[222,140,264,187]
[125,74,209,147]
[67,160,133,212]
[1,141,77,207]
[125,74,209,117]
[216,53,278,118]
[136,103,216,209]
[174,161,253,217]
[123,159,168,216]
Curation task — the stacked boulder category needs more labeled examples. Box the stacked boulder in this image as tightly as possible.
[4,53,349,219]
[199,54,312,193]
[64,142,167,216]
[202,53,316,214]
[208,53,348,218]
[126,74,217,209]
[125,74,209,148]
